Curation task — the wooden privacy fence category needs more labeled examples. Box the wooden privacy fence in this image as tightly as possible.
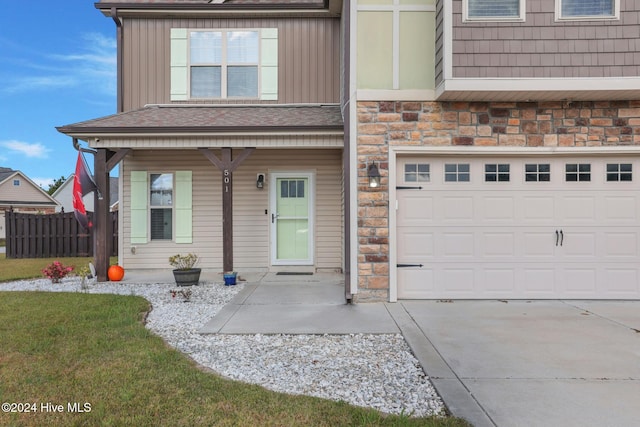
[5,211,118,258]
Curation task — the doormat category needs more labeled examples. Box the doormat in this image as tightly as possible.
[276,272,313,275]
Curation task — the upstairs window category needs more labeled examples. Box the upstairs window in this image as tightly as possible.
[190,31,259,99]
[464,0,525,21]
[13,179,20,186]
[557,0,618,20]
[171,28,278,101]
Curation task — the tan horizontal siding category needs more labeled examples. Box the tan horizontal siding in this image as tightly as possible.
[123,17,340,110]
[120,148,343,272]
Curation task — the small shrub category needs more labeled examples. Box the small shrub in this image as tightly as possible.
[42,261,74,283]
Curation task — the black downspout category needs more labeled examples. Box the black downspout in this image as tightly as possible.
[111,7,123,113]
[342,0,353,303]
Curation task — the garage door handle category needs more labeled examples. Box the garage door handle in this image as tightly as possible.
[560,230,564,246]
[555,230,559,246]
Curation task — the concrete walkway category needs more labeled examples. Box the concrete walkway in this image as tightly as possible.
[200,272,399,334]
[196,273,640,427]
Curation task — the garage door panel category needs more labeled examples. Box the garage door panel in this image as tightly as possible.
[483,197,515,221]
[482,232,515,257]
[397,268,435,299]
[441,232,475,257]
[559,196,596,223]
[522,268,557,295]
[484,269,516,292]
[523,232,556,258]
[604,197,637,223]
[562,268,597,295]
[604,232,638,258]
[562,232,597,258]
[442,268,475,293]
[603,269,639,294]
[397,229,434,260]
[442,196,474,222]
[398,193,434,226]
[523,196,555,222]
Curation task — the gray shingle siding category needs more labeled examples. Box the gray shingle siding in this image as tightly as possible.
[443,0,640,79]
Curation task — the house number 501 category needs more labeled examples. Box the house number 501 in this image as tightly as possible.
[224,169,230,193]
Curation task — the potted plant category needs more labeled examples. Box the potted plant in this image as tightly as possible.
[169,253,201,287]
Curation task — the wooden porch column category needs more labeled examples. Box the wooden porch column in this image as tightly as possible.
[199,147,255,272]
[94,148,131,281]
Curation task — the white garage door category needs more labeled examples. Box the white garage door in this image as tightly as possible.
[396,156,640,299]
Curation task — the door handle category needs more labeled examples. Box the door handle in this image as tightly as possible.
[555,230,559,246]
[271,213,279,223]
[559,230,563,246]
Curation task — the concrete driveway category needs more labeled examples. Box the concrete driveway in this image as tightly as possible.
[393,300,640,427]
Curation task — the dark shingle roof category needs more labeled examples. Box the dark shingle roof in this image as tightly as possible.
[0,167,16,183]
[57,104,343,135]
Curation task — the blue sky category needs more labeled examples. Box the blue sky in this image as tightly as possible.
[0,0,116,189]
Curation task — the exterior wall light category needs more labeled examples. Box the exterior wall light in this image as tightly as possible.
[256,173,265,189]
[368,162,381,188]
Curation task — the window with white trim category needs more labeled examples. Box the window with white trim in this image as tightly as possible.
[404,163,431,182]
[485,164,510,182]
[445,163,470,182]
[557,0,618,20]
[464,0,525,21]
[190,31,259,99]
[525,164,550,182]
[170,28,278,101]
[150,173,173,240]
[606,163,632,182]
[565,163,591,182]
[13,179,20,186]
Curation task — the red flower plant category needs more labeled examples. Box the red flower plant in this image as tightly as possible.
[42,261,74,283]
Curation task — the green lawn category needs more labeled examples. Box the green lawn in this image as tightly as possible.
[0,292,470,426]
[0,254,117,283]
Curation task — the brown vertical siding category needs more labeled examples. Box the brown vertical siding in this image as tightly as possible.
[445,0,640,79]
[121,17,340,110]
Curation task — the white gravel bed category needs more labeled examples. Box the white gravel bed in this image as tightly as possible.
[1,277,445,417]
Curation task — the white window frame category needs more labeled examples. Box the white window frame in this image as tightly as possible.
[555,0,619,21]
[149,172,174,241]
[463,0,526,22]
[188,29,260,100]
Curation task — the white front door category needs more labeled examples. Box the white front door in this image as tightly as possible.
[270,172,314,265]
[395,156,640,299]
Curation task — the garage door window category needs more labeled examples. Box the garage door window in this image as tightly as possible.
[606,163,632,181]
[565,163,591,182]
[525,163,550,182]
[485,164,510,182]
[445,163,470,182]
[405,163,430,182]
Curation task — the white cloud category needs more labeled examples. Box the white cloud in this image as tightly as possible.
[1,32,116,96]
[32,177,55,190]
[1,140,50,159]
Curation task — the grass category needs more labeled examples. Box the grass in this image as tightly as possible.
[0,255,471,426]
[0,254,117,283]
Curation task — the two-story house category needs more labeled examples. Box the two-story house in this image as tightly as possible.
[354,0,640,301]
[58,0,350,289]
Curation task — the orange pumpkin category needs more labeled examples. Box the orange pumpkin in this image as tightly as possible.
[108,265,125,281]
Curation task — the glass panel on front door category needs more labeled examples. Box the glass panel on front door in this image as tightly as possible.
[276,178,309,261]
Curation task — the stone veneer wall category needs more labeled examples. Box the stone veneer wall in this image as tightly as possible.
[356,100,640,301]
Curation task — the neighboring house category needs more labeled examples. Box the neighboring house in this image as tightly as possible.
[58,0,349,291]
[0,167,59,239]
[354,0,640,300]
[52,175,119,213]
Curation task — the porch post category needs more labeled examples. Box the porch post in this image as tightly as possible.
[94,148,131,281]
[94,149,111,282]
[199,147,255,272]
